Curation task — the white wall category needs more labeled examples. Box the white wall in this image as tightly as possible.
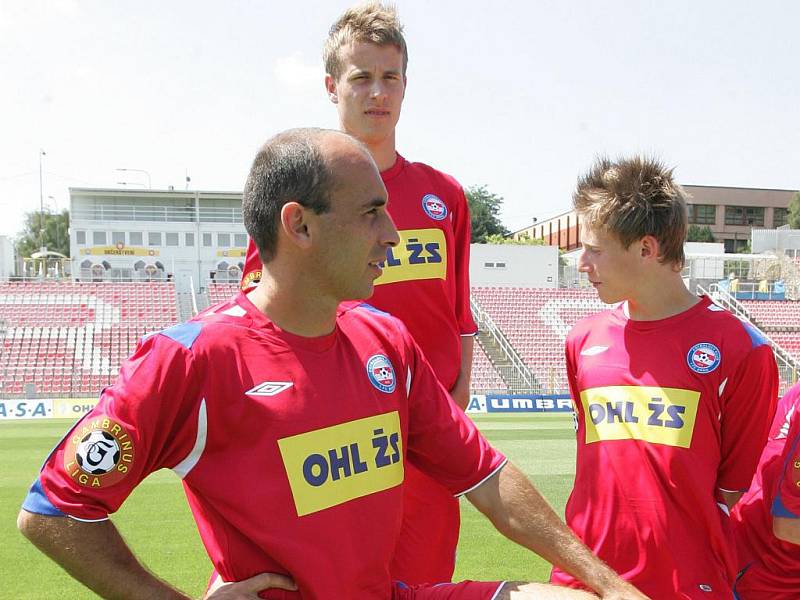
[469,244,559,288]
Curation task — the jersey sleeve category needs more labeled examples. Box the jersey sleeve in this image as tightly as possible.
[451,185,478,337]
[717,343,779,492]
[22,330,204,521]
[772,403,800,519]
[403,332,505,494]
[240,239,262,290]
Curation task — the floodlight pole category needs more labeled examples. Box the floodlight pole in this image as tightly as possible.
[116,168,152,189]
[39,149,47,255]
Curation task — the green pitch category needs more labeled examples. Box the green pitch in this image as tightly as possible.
[0,413,576,598]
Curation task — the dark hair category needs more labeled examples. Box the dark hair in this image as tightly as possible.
[573,156,689,266]
[242,128,332,263]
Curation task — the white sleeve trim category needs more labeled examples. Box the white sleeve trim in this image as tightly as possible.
[718,486,740,493]
[460,331,478,337]
[490,582,508,599]
[67,514,110,523]
[172,399,208,479]
[454,457,508,497]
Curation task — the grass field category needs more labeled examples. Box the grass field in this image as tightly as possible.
[0,413,576,599]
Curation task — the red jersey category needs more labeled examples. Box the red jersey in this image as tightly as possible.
[551,296,778,599]
[242,155,477,584]
[242,154,477,391]
[731,383,800,599]
[23,292,505,600]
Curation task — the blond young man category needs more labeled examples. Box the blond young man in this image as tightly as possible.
[242,3,476,584]
[551,157,778,599]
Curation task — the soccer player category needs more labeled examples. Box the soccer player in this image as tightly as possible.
[18,129,648,600]
[240,3,476,584]
[549,156,779,599]
[730,382,800,599]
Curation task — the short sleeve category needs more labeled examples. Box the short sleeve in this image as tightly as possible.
[772,410,800,519]
[450,185,478,337]
[403,332,505,495]
[22,330,204,521]
[717,343,779,492]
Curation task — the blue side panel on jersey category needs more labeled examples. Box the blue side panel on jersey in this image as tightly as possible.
[771,495,800,519]
[357,302,391,317]
[22,479,66,517]
[742,321,770,349]
[159,322,203,349]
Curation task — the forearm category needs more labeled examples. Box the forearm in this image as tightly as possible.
[18,510,190,600]
[467,463,637,597]
[774,516,800,544]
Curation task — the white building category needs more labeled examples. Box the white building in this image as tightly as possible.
[70,188,247,291]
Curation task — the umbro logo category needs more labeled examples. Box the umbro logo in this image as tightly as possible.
[246,381,293,397]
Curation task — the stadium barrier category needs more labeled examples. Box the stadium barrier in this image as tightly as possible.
[0,397,98,420]
[467,393,573,414]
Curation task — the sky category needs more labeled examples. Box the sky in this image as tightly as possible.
[1,0,798,239]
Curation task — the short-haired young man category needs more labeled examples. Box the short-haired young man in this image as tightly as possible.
[18,129,648,600]
[731,382,800,599]
[550,156,779,599]
[241,3,476,584]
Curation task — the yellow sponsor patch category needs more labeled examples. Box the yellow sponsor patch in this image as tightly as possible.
[374,229,447,285]
[580,386,700,448]
[278,412,404,516]
[63,416,135,488]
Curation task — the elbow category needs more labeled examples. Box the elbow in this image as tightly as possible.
[17,509,36,540]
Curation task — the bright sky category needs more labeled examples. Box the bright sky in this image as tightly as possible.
[2,0,798,239]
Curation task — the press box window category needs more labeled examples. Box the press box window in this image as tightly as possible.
[148,232,162,246]
[111,231,125,245]
[76,231,86,245]
[93,231,107,245]
[218,233,231,247]
[234,233,247,247]
[166,232,179,246]
[129,232,143,245]
[185,232,194,246]
[203,233,212,247]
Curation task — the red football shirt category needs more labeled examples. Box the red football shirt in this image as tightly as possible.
[23,292,505,600]
[550,296,778,599]
[242,154,477,391]
[731,383,800,599]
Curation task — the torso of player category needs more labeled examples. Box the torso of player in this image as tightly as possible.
[363,156,470,390]
[175,300,415,598]
[554,297,761,598]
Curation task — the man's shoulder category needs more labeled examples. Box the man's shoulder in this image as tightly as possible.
[398,157,463,193]
[338,301,412,342]
[696,299,770,351]
[567,306,618,342]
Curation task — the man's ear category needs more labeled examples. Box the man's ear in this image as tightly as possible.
[280,202,312,250]
[640,235,661,261]
[325,74,338,104]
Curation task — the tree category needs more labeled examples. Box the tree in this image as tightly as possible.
[16,209,70,258]
[483,233,544,245]
[686,224,715,243]
[788,191,800,229]
[465,184,509,242]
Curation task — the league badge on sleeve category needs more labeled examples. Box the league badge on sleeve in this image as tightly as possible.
[366,354,397,393]
[63,416,135,488]
[687,342,721,374]
[421,194,448,221]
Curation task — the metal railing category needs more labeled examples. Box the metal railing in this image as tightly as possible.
[470,295,535,391]
[700,283,799,389]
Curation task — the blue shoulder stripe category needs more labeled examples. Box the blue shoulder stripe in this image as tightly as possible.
[22,479,66,517]
[771,494,800,519]
[356,302,391,317]
[741,320,770,349]
[159,322,203,349]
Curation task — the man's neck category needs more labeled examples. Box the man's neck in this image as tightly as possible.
[350,130,397,172]
[248,270,338,337]
[625,275,700,321]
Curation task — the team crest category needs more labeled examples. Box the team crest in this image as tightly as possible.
[687,342,721,374]
[240,269,262,290]
[367,354,397,393]
[421,194,447,221]
[63,416,135,488]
